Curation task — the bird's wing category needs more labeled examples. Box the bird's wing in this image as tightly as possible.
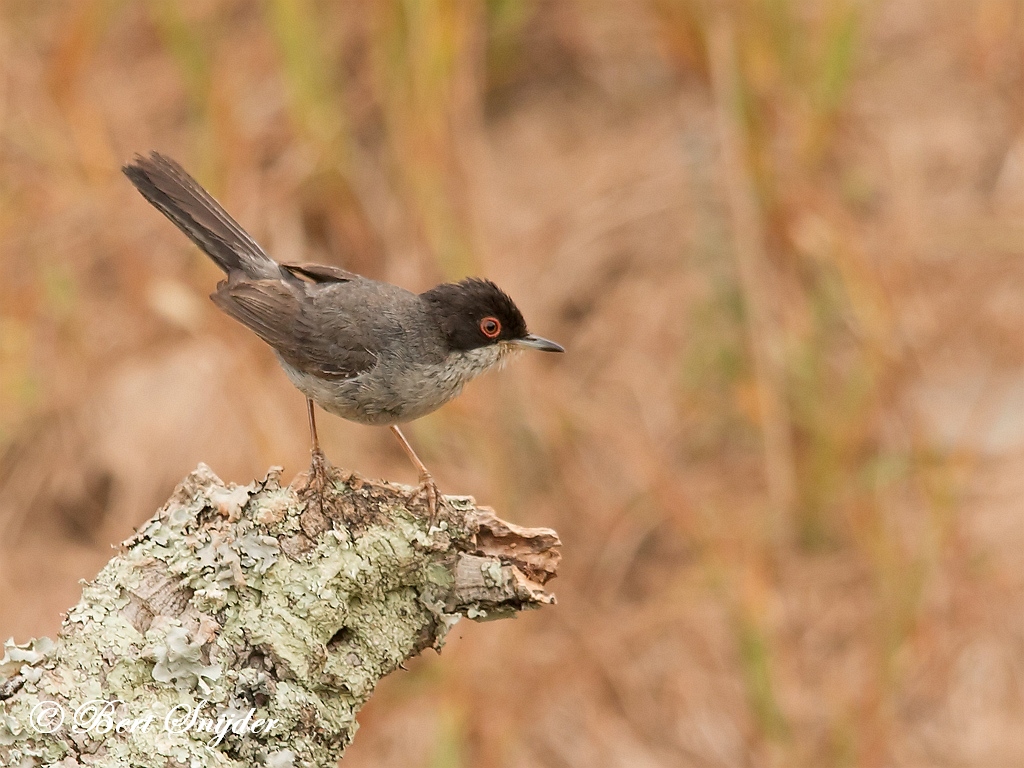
[211,278,378,381]
[280,262,360,283]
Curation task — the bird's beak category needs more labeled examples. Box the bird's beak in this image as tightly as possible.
[512,334,565,353]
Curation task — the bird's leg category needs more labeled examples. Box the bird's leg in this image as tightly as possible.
[305,398,331,495]
[389,425,439,522]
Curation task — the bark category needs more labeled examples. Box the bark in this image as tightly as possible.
[0,463,560,767]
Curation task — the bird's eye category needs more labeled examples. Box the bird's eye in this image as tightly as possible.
[480,316,501,338]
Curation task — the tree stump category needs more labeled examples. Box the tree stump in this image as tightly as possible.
[0,464,560,767]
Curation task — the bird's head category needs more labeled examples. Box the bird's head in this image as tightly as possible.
[421,278,564,358]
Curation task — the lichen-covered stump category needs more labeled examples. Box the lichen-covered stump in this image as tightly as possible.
[0,464,560,767]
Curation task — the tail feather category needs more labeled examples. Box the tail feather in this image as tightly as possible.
[123,152,281,279]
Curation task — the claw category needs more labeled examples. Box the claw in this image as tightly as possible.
[390,424,444,526]
[301,399,333,511]
[302,447,333,512]
[417,470,440,525]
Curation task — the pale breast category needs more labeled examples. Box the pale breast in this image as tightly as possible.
[276,343,514,426]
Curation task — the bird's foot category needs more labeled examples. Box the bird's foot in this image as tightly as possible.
[415,470,441,526]
[302,448,333,511]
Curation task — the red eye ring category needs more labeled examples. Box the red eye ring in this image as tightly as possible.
[480,316,501,339]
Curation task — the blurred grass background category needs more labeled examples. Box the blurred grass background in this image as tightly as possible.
[1,1,1023,766]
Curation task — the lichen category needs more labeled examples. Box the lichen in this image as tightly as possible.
[0,637,54,681]
[147,622,221,693]
[0,464,558,767]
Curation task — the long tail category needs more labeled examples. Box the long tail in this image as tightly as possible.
[122,152,283,280]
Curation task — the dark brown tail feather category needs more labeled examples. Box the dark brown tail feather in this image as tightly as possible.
[122,152,283,280]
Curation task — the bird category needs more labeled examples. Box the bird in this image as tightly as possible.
[122,152,563,518]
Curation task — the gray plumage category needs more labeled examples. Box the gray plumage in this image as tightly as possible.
[122,152,558,430]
